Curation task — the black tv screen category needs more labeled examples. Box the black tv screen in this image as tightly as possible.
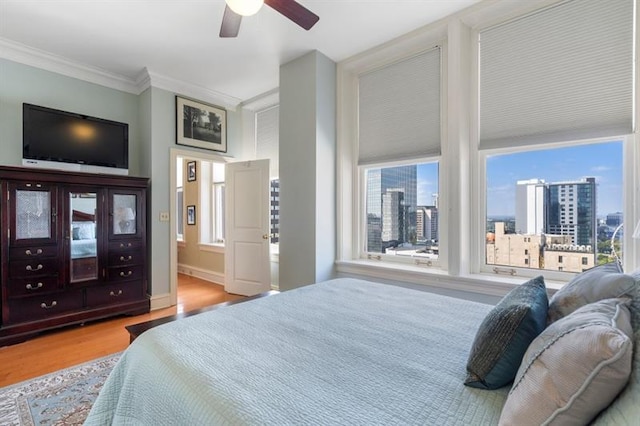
[23,103,129,170]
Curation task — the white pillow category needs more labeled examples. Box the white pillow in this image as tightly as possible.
[499,298,633,426]
[547,262,635,324]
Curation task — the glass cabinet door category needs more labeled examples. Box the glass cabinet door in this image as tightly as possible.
[10,183,58,246]
[109,189,144,240]
[69,192,98,283]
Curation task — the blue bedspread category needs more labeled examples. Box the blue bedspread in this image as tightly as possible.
[85,278,511,425]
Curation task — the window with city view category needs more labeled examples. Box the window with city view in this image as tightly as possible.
[364,161,439,261]
[485,141,623,273]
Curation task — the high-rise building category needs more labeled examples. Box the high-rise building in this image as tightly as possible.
[417,205,438,241]
[545,177,596,246]
[515,179,545,235]
[382,189,405,242]
[513,177,597,248]
[366,165,417,252]
[606,212,623,227]
[269,179,279,244]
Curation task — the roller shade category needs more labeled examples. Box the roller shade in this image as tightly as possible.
[479,0,634,150]
[256,105,279,178]
[358,47,441,165]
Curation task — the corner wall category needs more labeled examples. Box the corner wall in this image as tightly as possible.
[279,51,336,290]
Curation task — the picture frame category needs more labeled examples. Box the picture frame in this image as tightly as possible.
[187,161,196,182]
[186,205,196,226]
[176,96,227,153]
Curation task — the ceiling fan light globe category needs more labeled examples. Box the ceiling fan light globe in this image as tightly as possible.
[226,0,264,16]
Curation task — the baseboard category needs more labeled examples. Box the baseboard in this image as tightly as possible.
[177,263,225,285]
[150,293,172,311]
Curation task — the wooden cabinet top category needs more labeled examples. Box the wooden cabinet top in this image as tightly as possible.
[0,166,149,188]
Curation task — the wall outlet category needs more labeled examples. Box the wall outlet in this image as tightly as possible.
[159,212,170,222]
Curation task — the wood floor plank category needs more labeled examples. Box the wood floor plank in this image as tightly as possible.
[0,274,243,387]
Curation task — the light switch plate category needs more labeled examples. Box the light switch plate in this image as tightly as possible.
[159,212,170,222]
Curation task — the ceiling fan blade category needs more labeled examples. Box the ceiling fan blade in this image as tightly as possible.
[220,5,242,38]
[264,0,319,30]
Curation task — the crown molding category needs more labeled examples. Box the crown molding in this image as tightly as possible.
[0,37,242,110]
[142,69,242,111]
[0,37,141,94]
[240,88,279,111]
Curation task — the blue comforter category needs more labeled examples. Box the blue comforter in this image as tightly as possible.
[84,278,513,424]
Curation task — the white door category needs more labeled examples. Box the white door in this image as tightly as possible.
[224,159,271,296]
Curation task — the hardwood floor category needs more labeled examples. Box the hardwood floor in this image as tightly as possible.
[0,274,244,387]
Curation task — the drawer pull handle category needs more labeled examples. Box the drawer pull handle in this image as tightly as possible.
[119,270,133,277]
[40,301,57,309]
[120,255,133,262]
[110,290,123,297]
[26,264,44,271]
[26,282,44,290]
[25,248,43,256]
[119,243,133,248]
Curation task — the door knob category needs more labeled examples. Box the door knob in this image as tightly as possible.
[262,234,269,240]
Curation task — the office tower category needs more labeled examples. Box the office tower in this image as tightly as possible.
[606,212,623,227]
[515,179,545,235]
[417,205,438,241]
[545,177,596,246]
[382,189,405,242]
[366,165,417,252]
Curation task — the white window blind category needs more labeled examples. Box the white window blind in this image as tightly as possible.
[479,0,634,150]
[256,105,279,178]
[358,47,441,165]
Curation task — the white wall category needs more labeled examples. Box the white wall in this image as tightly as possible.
[279,51,336,290]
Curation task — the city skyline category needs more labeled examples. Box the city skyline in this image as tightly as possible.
[487,141,623,217]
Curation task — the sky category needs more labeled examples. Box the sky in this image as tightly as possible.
[486,141,623,217]
[416,140,623,217]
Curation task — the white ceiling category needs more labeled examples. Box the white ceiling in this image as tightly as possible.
[0,0,479,105]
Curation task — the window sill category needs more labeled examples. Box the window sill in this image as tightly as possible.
[198,243,225,254]
[335,259,565,300]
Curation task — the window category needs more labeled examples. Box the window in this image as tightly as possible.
[358,47,442,265]
[211,162,225,244]
[198,161,225,246]
[363,162,439,260]
[256,105,279,245]
[176,157,184,241]
[485,141,622,274]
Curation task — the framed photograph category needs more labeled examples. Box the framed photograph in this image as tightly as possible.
[176,96,227,153]
[187,161,196,182]
[186,205,196,225]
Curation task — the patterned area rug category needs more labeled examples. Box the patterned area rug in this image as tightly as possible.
[0,352,120,426]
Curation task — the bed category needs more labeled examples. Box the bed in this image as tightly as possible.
[85,277,640,425]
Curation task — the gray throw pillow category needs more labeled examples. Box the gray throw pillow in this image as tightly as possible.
[499,297,633,426]
[547,262,635,324]
[465,276,548,390]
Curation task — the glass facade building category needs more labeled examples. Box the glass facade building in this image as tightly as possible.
[365,165,417,252]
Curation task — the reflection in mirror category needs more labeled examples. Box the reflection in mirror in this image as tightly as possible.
[70,192,97,282]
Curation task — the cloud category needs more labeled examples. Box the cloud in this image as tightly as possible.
[591,165,611,172]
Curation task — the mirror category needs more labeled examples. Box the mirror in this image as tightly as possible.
[70,192,97,282]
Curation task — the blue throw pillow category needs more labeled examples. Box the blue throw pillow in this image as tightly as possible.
[465,275,548,390]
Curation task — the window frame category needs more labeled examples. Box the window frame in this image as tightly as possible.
[335,0,640,295]
[358,157,442,269]
[475,136,632,281]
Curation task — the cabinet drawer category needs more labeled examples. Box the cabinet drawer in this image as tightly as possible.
[9,245,58,260]
[5,291,84,325]
[108,251,142,267]
[109,240,142,251]
[6,276,60,298]
[8,258,60,278]
[86,282,143,307]
[107,265,143,281]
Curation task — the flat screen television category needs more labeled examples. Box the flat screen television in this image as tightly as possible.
[23,103,129,175]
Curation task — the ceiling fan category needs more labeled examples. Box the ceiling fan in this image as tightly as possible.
[220,0,319,38]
